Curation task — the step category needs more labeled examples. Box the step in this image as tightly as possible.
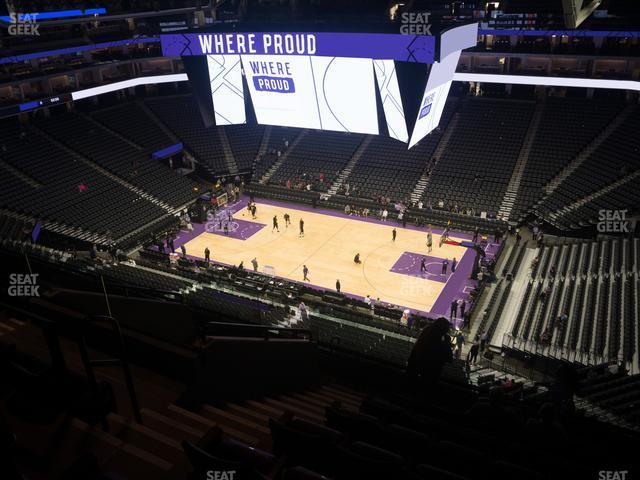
[167,404,259,446]
[140,408,205,444]
[277,394,327,415]
[289,392,336,410]
[200,404,270,437]
[319,385,362,404]
[110,442,175,479]
[226,403,271,426]
[106,412,185,465]
[262,398,325,423]
[295,391,359,411]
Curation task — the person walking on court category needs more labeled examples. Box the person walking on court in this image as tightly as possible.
[284,213,291,227]
[451,257,457,273]
[459,299,466,319]
[168,237,175,253]
[299,218,304,237]
[354,253,362,264]
[251,257,258,272]
[303,265,309,281]
[223,221,229,235]
[450,300,458,319]
[392,228,397,242]
[204,247,210,263]
[472,226,479,243]
[180,244,186,258]
[427,232,433,253]
[272,215,279,232]
[420,257,427,273]
[251,204,257,219]
[382,209,388,221]
[442,258,449,274]
[336,279,341,293]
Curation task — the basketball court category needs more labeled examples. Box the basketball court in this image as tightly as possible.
[171,198,498,318]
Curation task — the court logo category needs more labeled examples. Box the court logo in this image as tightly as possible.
[400,12,432,35]
[8,273,40,297]
[597,209,629,233]
[399,275,429,297]
[7,13,40,36]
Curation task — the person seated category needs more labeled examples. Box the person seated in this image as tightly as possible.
[354,253,361,264]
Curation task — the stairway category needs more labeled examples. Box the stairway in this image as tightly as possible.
[0,157,42,189]
[259,129,308,184]
[83,113,143,151]
[549,169,640,222]
[258,125,273,157]
[139,100,182,145]
[327,135,373,196]
[193,384,364,451]
[0,314,202,479]
[543,105,635,195]
[410,112,461,203]
[217,127,238,174]
[498,102,544,222]
[32,124,174,213]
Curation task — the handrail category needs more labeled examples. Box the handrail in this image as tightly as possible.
[82,314,142,424]
[0,301,142,424]
[204,320,312,341]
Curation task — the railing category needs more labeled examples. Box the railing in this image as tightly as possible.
[204,320,312,341]
[0,302,142,424]
[502,332,609,366]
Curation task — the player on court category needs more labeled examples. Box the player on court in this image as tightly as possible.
[303,265,309,281]
[426,232,433,253]
[272,215,279,232]
[299,218,305,237]
[392,228,397,242]
[284,213,291,227]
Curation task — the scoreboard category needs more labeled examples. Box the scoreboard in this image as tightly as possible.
[166,25,478,148]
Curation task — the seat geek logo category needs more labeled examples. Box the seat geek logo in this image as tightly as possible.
[597,209,629,233]
[7,13,40,36]
[8,273,40,297]
[248,60,295,93]
[400,12,432,35]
